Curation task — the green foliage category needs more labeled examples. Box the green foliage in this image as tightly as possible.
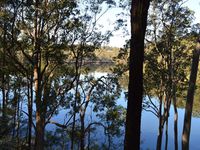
[144,0,195,98]
[1,0,199,149]
[0,0,126,149]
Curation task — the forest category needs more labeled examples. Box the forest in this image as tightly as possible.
[0,0,199,150]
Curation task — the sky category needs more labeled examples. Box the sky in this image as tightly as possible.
[99,0,200,48]
[184,0,200,23]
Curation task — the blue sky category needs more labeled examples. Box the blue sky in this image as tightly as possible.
[184,0,200,23]
[99,0,200,48]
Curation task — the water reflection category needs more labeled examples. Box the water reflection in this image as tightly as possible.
[44,71,125,149]
[0,69,199,149]
[47,72,200,149]
[141,99,200,150]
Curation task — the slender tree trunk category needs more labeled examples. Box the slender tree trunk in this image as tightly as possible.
[157,124,164,150]
[87,130,91,150]
[87,115,92,150]
[12,89,17,138]
[157,94,171,150]
[182,42,200,150]
[2,23,6,119]
[71,112,76,150]
[28,76,33,149]
[108,132,111,150]
[80,114,85,150]
[17,87,21,147]
[157,96,163,150]
[165,117,168,150]
[71,78,79,150]
[2,74,6,117]
[71,57,81,150]
[171,44,178,150]
[124,0,150,149]
[173,87,178,150]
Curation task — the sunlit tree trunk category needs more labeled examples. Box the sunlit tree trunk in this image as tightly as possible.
[35,78,50,150]
[124,0,150,149]
[182,41,200,150]
[34,0,44,149]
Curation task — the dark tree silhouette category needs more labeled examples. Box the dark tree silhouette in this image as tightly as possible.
[182,39,200,150]
[124,0,150,149]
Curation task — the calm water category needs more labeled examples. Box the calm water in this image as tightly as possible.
[3,72,199,149]
[47,81,200,150]
[141,106,200,150]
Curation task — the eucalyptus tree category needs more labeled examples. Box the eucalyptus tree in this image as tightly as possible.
[144,0,195,149]
[182,41,199,150]
[17,1,80,149]
[0,0,125,149]
[43,0,121,149]
[124,0,150,149]
[1,0,79,149]
[182,25,200,149]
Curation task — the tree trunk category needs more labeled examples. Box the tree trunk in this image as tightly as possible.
[33,0,45,149]
[182,42,200,150]
[2,23,6,119]
[2,73,6,118]
[35,112,45,150]
[16,87,21,147]
[173,87,178,150]
[173,101,178,150]
[34,61,45,150]
[124,0,150,149]
[80,114,85,150]
[165,117,168,150]
[12,89,17,138]
[35,78,50,150]
[28,77,33,149]
[157,93,171,150]
[71,58,81,150]
[71,78,79,150]
[157,96,163,150]
[34,69,43,150]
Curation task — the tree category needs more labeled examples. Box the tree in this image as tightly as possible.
[143,1,194,149]
[0,0,120,149]
[124,0,150,149]
[182,38,200,150]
